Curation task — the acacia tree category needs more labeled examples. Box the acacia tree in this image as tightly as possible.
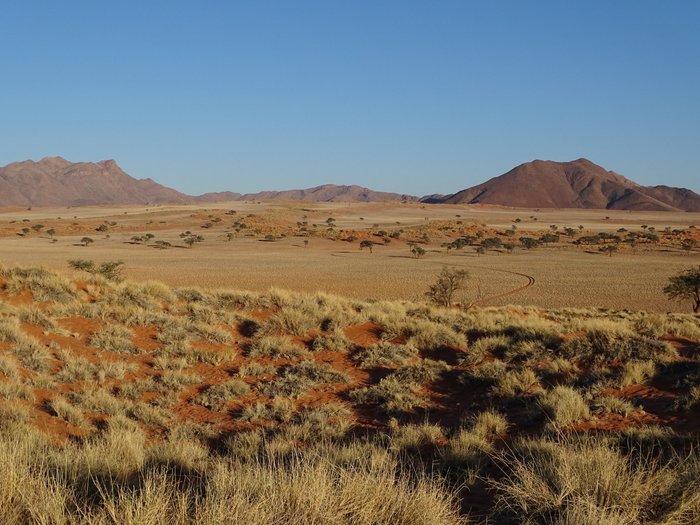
[663,266,700,313]
[182,234,204,248]
[410,244,426,258]
[681,238,698,253]
[598,245,618,257]
[359,240,374,253]
[425,267,468,307]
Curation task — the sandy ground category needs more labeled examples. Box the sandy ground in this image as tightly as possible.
[1,201,698,312]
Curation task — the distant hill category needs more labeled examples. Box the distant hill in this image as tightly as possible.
[0,157,416,207]
[2,156,698,211]
[0,157,191,207]
[228,184,416,203]
[422,158,700,212]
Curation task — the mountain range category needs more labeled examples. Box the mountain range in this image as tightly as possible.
[1,156,698,211]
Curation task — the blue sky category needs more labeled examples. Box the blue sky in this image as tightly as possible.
[1,1,698,195]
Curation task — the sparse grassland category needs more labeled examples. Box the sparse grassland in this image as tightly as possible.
[0,263,697,523]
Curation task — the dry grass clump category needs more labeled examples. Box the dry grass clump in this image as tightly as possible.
[0,264,77,303]
[247,335,310,359]
[559,329,677,365]
[294,403,354,439]
[16,305,58,331]
[258,360,349,398]
[354,341,417,368]
[96,360,137,381]
[593,395,636,417]
[11,337,54,372]
[239,397,296,423]
[154,370,203,393]
[70,386,126,415]
[632,312,700,340]
[0,354,20,378]
[311,329,352,352]
[464,360,509,385]
[0,379,35,401]
[471,409,509,439]
[98,281,173,310]
[90,324,138,354]
[441,430,493,472]
[55,350,98,382]
[46,396,92,429]
[491,368,539,397]
[261,308,317,336]
[537,386,591,428]
[237,362,277,377]
[492,437,700,525]
[190,321,232,344]
[620,360,656,387]
[350,376,424,413]
[391,421,445,451]
[194,380,251,410]
[185,303,235,325]
[0,316,24,343]
[128,402,173,425]
[391,359,449,384]
[405,320,467,351]
[461,334,511,365]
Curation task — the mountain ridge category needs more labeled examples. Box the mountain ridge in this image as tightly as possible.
[1,156,698,211]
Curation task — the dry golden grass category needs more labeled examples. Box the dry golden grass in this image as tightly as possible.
[0,263,698,522]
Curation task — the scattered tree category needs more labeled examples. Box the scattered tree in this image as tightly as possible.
[598,245,618,257]
[480,237,502,250]
[80,237,94,247]
[425,267,468,307]
[663,266,700,313]
[182,233,204,248]
[411,245,426,258]
[519,237,540,250]
[359,240,374,253]
[681,238,698,253]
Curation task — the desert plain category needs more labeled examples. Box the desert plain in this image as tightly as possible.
[1,200,698,311]
[1,199,700,524]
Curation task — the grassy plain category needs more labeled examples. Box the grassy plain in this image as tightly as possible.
[1,201,699,312]
[0,263,698,523]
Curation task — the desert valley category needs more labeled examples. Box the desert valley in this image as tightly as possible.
[0,155,699,523]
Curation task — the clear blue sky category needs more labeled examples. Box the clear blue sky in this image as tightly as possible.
[1,1,698,195]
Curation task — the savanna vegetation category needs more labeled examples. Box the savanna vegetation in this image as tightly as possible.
[0,263,698,524]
